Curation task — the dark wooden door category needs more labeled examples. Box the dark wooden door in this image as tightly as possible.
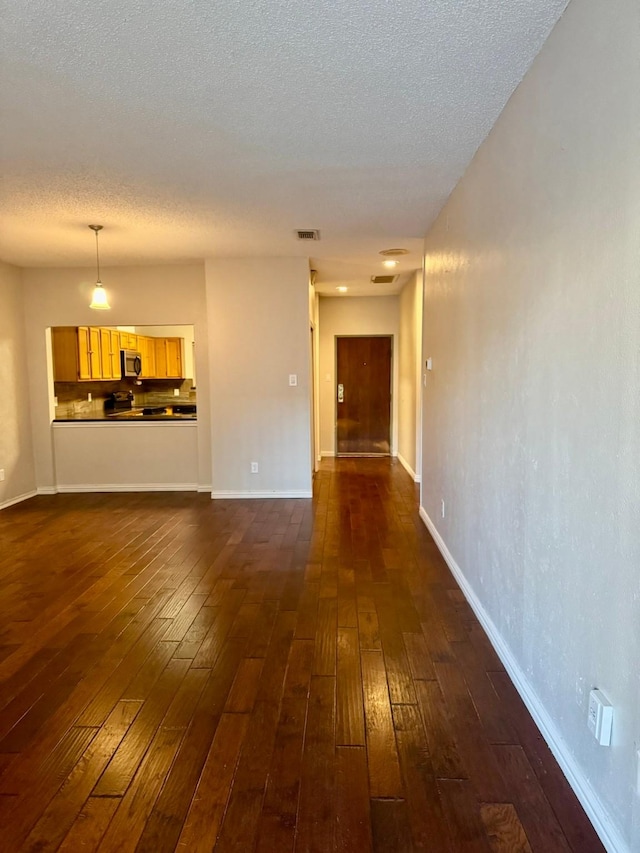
[336,336,391,455]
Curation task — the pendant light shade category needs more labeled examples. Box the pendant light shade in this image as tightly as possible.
[88,224,111,310]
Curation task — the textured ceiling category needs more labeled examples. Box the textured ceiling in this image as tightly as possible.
[0,0,568,295]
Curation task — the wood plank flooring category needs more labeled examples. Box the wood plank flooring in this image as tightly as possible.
[0,458,604,852]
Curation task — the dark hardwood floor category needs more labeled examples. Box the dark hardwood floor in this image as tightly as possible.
[0,459,604,852]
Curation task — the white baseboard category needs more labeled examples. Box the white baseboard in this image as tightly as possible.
[55,483,200,493]
[36,487,58,495]
[320,451,335,458]
[197,485,213,493]
[0,489,38,510]
[397,453,421,483]
[211,489,313,499]
[418,506,628,853]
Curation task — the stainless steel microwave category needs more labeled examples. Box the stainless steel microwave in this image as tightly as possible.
[121,349,142,378]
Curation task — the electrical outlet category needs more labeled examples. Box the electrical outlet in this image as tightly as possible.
[0,469,5,482]
[441,499,445,519]
[174,388,180,396]
[251,462,259,474]
[289,374,297,386]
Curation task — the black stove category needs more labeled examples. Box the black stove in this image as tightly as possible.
[104,391,134,413]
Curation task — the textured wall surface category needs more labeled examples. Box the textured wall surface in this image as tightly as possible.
[398,272,422,477]
[421,0,640,848]
[0,262,36,505]
[206,258,312,496]
[318,296,400,456]
[52,423,198,490]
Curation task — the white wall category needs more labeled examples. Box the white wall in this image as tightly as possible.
[53,423,198,490]
[398,272,423,480]
[420,1,640,849]
[206,258,312,497]
[309,280,320,469]
[0,261,36,507]
[318,296,400,456]
[21,264,211,491]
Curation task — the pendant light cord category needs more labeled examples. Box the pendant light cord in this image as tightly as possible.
[95,229,101,283]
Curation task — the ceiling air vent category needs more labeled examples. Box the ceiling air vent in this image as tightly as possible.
[296,229,320,241]
[379,248,409,257]
[371,275,398,284]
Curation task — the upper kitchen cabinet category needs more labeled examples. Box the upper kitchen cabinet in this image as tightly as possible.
[100,328,121,380]
[119,332,138,351]
[53,326,102,381]
[155,337,183,378]
[137,336,156,379]
[52,326,188,382]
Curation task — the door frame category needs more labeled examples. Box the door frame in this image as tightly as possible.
[334,334,394,457]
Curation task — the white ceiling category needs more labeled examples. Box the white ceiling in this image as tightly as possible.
[0,0,568,296]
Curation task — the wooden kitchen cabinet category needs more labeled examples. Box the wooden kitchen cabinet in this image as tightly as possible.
[83,327,102,379]
[109,330,121,378]
[165,338,182,377]
[52,326,104,381]
[100,328,113,379]
[99,328,121,380]
[137,335,156,378]
[154,337,183,378]
[52,327,82,381]
[52,327,185,382]
[119,332,138,351]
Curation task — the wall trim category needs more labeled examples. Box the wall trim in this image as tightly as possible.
[0,490,38,511]
[397,452,421,483]
[55,483,200,493]
[320,451,335,458]
[211,490,313,499]
[418,505,628,853]
[36,487,57,495]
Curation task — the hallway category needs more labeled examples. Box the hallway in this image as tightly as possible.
[0,459,603,851]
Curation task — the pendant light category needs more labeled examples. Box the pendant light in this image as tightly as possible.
[88,224,111,310]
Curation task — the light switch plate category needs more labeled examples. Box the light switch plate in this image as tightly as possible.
[588,689,613,745]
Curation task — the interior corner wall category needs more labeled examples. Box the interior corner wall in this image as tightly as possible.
[398,272,423,480]
[0,261,36,507]
[318,296,400,457]
[21,264,211,491]
[309,281,320,469]
[420,0,640,849]
[206,257,312,497]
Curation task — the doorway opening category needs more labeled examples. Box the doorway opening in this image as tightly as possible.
[335,335,392,455]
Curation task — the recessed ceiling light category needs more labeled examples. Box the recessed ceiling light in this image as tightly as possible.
[337,286,348,292]
[382,259,399,268]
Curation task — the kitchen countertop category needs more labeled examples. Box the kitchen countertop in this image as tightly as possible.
[54,407,196,422]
